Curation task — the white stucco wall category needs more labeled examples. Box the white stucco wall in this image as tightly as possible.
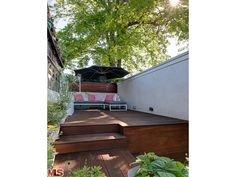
[117,52,188,120]
[47,89,60,102]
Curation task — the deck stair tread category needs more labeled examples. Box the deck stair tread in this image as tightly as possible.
[60,123,119,126]
[59,123,121,136]
[55,133,127,144]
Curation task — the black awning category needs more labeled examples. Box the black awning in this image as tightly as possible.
[74,65,129,81]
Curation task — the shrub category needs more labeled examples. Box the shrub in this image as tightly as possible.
[72,165,106,177]
[47,101,65,125]
[47,137,56,169]
[134,152,188,177]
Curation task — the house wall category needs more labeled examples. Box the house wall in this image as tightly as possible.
[117,52,188,120]
[48,89,60,102]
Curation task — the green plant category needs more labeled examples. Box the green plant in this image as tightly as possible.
[48,73,73,125]
[48,100,65,125]
[108,78,125,83]
[72,164,106,177]
[134,152,188,177]
[47,72,75,172]
[65,74,77,84]
[54,0,188,71]
[48,137,56,169]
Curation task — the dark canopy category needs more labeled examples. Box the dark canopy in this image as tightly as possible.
[74,65,129,81]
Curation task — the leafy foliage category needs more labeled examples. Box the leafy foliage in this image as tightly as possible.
[48,100,65,125]
[53,0,188,71]
[72,165,106,177]
[65,74,77,84]
[134,152,188,177]
[47,73,74,125]
[47,73,76,171]
[47,126,60,169]
[47,135,56,169]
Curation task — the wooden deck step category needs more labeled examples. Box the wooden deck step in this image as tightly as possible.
[54,133,128,154]
[60,123,121,136]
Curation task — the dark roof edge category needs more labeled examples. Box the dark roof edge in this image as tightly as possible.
[47,28,64,68]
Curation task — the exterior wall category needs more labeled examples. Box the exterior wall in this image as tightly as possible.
[117,52,188,120]
[47,89,60,102]
[48,58,61,92]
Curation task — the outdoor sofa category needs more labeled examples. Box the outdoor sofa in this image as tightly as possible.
[73,92,127,111]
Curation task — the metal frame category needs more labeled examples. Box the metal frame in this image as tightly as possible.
[107,104,127,111]
[74,102,127,111]
[74,103,106,109]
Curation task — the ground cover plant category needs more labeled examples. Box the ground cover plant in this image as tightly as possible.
[134,152,188,177]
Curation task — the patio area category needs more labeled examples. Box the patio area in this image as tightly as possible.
[51,53,189,177]
[53,109,188,176]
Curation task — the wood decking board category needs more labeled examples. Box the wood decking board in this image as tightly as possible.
[65,109,187,126]
[53,149,135,177]
[54,138,128,154]
[123,123,188,161]
[56,133,126,144]
[60,124,120,136]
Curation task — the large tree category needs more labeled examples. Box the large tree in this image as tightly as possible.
[53,0,188,71]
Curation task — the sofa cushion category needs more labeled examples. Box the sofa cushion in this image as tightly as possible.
[88,94,96,101]
[74,93,84,101]
[105,94,114,101]
[95,94,105,101]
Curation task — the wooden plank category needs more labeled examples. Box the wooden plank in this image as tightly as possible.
[53,149,135,177]
[123,124,188,161]
[65,110,187,126]
[78,82,117,93]
[120,149,136,165]
[58,109,188,162]
[55,139,128,154]
[56,133,126,144]
[112,149,135,177]
[91,151,110,177]
[60,124,120,136]
[101,152,125,177]
[54,153,78,177]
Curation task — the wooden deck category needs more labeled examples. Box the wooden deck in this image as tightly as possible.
[54,148,135,177]
[64,109,187,126]
[53,109,188,177]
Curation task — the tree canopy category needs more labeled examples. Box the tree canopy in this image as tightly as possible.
[53,0,188,71]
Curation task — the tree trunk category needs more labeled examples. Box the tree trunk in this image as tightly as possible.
[117,59,122,67]
[109,61,116,66]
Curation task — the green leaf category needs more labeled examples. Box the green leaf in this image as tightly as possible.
[52,0,188,71]
[157,171,175,177]
[134,153,188,177]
